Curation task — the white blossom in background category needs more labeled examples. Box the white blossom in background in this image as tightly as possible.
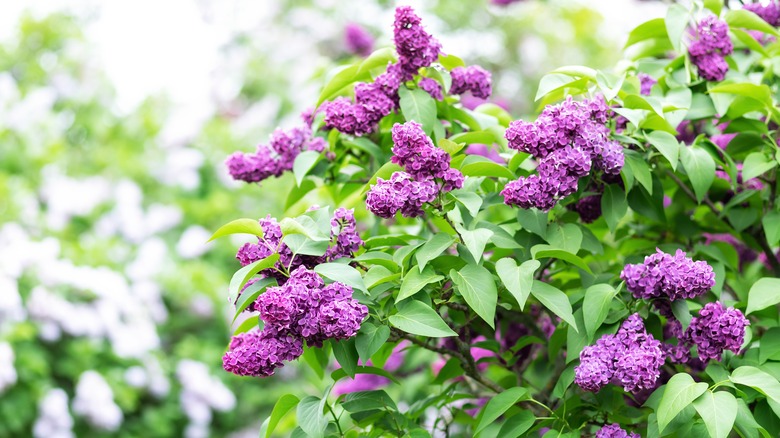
[0,343,16,394]
[156,147,205,190]
[176,225,213,259]
[0,223,60,279]
[94,180,182,243]
[72,371,123,432]
[126,237,169,281]
[39,166,112,230]
[33,388,74,438]
[177,359,236,438]
[0,275,25,327]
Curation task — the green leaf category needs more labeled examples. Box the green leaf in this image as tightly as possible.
[389,300,457,337]
[692,390,737,438]
[439,53,465,70]
[279,216,329,241]
[760,328,780,364]
[730,366,780,418]
[449,130,495,145]
[763,211,780,246]
[460,161,516,180]
[331,366,400,385]
[646,130,680,170]
[495,259,540,311]
[531,281,577,331]
[546,223,583,254]
[517,208,548,238]
[451,190,483,217]
[709,82,773,107]
[332,338,359,379]
[450,264,498,328]
[356,47,397,76]
[680,145,716,203]
[208,218,264,242]
[296,396,328,438]
[625,151,653,194]
[461,228,494,261]
[747,278,780,314]
[342,390,397,413]
[227,254,281,303]
[302,345,330,379]
[657,373,709,433]
[726,9,780,38]
[316,64,360,107]
[665,4,690,52]
[497,411,536,438]
[531,245,592,273]
[398,86,437,135]
[596,70,625,102]
[625,18,668,48]
[397,266,444,302]
[355,323,390,361]
[314,263,367,294]
[672,299,692,331]
[415,234,455,272]
[535,74,580,101]
[474,387,529,435]
[602,184,628,232]
[743,152,776,182]
[292,151,321,186]
[582,284,617,341]
[260,394,300,438]
[233,277,276,322]
[703,0,722,16]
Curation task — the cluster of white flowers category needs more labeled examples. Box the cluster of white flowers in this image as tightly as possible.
[72,371,123,431]
[0,343,16,394]
[177,359,236,438]
[33,388,74,438]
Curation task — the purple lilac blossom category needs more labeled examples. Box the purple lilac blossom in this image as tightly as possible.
[574,314,664,393]
[688,16,733,81]
[391,121,452,180]
[465,143,504,164]
[686,302,748,362]
[332,342,407,396]
[419,77,443,100]
[450,66,492,99]
[703,233,757,268]
[596,424,640,438]
[638,73,657,95]
[344,23,374,57]
[571,194,603,223]
[492,0,525,5]
[365,172,438,218]
[620,249,716,301]
[393,6,441,77]
[222,329,304,377]
[226,126,325,183]
[325,208,363,261]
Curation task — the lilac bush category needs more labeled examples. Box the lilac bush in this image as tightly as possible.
[212,2,780,436]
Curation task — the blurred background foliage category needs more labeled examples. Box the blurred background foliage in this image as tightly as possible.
[0,1,658,436]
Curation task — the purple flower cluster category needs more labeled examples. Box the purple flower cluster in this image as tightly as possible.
[688,16,733,82]
[744,2,780,27]
[686,302,749,362]
[223,267,368,377]
[393,6,441,77]
[620,249,716,301]
[570,194,603,223]
[323,7,441,136]
[419,77,443,101]
[226,126,326,184]
[450,66,492,100]
[344,23,374,57]
[638,73,657,96]
[502,96,623,211]
[235,210,361,286]
[366,122,464,218]
[596,424,640,438]
[575,314,665,393]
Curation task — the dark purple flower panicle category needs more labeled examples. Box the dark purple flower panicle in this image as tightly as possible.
[743,2,780,27]
[450,65,492,99]
[688,16,733,82]
[620,249,716,301]
[571,194,603,223]
[393,6,441,77]
[226,126,325,183]
[686,302,748,362]
[574,314,664,393]
[391,121,451,180]
[596,424,640,438]
[418,77,443,100]
[500,176,557,211]
[344,23,374,57]
[326,208,363,260]
[224,267,367,377]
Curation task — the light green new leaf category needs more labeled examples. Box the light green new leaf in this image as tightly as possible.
[680,145,716,203]
[692,391,738,438]
[730,366,780,418]
[397,266,444,302]
[582,284,616,340]
[296,396,328,438]
[495,258,540,310]
[665,4,690,52]
[292,151,321,186]
[646,130,680,170]
[746,278,780,314]
[398,86,437,135]
[461,228,494,261]
[726,9,780,37]
[460,161,516,180]
[314,263,367,294]
[389,300,457,337]
[260,394,300,438]
[531,281,577,332]
[657,373,709,433]
[625,18,667,48]
[227,254,280,303]
[415,233,455,271]
[742,152,776,182]
[451,190,483,217]
[208,218,265,242]
[450,265,498,328]
[474,387,529,435]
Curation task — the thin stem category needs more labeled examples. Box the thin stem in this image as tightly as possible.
[326,403,344,437]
